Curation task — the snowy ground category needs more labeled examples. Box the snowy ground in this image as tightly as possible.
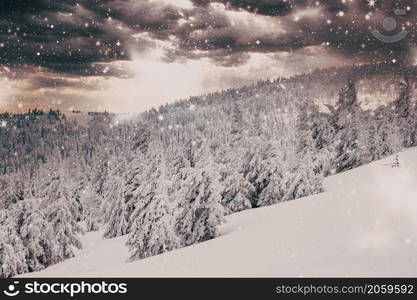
[20,149,417,277]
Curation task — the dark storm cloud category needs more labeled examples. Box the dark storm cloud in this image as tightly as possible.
[90,0,182,37]
[0,0,133,75]
[190,0,304,16]
[1,0,417,86]
[28,76,77,89]
[27,75,107,90]
[183,0,417,65]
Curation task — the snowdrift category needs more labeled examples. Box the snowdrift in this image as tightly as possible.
[21,149,417,277]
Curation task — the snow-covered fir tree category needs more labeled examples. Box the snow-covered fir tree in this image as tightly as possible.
[127,151,180,261]
[330,79,363,172]
[14,201,57,272]
[45,198,83,261]
[0,225,27,278]
[102,157,130,238]
[175,142,226,246]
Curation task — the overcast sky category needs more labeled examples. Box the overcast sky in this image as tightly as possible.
[0,0,416,113]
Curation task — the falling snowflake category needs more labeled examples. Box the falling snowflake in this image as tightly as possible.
[367,0,377,8]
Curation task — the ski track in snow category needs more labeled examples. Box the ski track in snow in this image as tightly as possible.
[20,149,417,277]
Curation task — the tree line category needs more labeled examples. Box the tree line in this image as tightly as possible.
[1,66,416,277]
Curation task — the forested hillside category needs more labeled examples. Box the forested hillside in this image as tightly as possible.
[1,64,417,277]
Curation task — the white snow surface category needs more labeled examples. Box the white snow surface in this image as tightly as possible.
[20,149,417,277]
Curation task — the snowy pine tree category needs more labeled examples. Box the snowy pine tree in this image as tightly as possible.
[282,149,324,201]
[0,227,27,278]
[15,201,57,272]
[46,199,83,261]
[220,168,253,214]
[256,145,286,207]
[176,142,225,246]
[103,151,148,238]
[127,152,179,261]
[127,194,179,261]
[332,79,363,172]
[102,157,130,238]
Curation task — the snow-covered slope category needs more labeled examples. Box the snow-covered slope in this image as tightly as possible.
[21,149,417,277]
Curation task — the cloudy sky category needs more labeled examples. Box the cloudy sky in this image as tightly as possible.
[0,0,416,113]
